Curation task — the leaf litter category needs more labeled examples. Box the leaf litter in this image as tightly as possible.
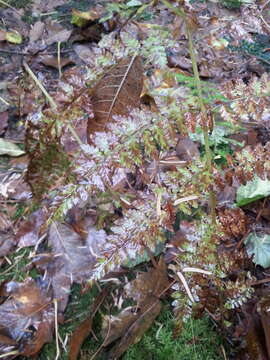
[1,0,270,359]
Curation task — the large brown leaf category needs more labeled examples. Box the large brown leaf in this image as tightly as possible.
[0,278,54,358]
[87,55,143,141]
[101,258,169,358]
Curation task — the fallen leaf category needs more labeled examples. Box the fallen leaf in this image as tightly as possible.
[39,55,74,70]
[124,258,169,305]
[16,209,47,248]
[245,233,270,268]
[88,55,143,142]
[5,31,23,44]
[102,259,169,358]
[44,222,102,312]
[68,287,109,360]
[108,300,162,359]
[0,278,54,357]
[0,139,25,156]
[237,176,270,206]
[176,137,200,161]
[73,44,95,65]
[29,21,45,42]
[45,29,72,46]
[0,111,8,135]
[0,233,15,257]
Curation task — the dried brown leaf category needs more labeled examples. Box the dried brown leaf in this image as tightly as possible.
[68,287,109,360]
[108,300,162,359]
[39,55,74,70]
[0,278,54,357]
[15,209,47,248]
[44,222,103,312]
[29,21,45,42]
[87,55,143,142]
[102,259,168,358]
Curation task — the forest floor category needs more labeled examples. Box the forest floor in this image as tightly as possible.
[1,0,270,359]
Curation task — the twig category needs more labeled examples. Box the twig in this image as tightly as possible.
[23,60,57,109]
[54,298,60,360]
[0,95,9,106]
[0,49,73,55]
[89,319,111,360]
[23,60,83,146]
[0,350,19,358]
[57,41,62,79]
[0,0,21,15]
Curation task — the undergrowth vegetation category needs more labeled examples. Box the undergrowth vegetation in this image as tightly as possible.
[1,0,270,359]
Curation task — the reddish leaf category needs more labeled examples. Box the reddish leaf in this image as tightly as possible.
[87,55,143,142]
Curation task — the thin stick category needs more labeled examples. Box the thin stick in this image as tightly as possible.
[57,41,62,79]
[89,319,111,360]
[54,298,60,360]
[0,95,9,106]
[0,0,21,15]
[23,60,83,146]
[0,350,19,358]
[23,60,57,109]
[0,49,73,55]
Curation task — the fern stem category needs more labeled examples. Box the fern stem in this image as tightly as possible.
[160,0,216,224]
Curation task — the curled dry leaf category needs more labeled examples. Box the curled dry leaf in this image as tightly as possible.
[87,55,143,142]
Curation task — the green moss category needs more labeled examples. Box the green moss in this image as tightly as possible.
[0,247,34,283]
[123,306,223,360]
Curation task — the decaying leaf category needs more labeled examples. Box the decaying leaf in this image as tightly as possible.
[39,222,106,312]
[68,287,109,360]
[29,21,45,42]
[15,209,47,248]
[0,278,54,357]
[39,55,74,70]
[102,258,169,358]
[87,55,143,141]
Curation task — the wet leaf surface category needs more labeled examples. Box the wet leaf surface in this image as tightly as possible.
[0,278,54,357]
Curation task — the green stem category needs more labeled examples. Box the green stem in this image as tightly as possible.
[160,0,216,224]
